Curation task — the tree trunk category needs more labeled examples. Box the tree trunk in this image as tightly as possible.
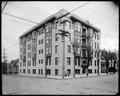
[113,60,116,73]
[86,59,89,76]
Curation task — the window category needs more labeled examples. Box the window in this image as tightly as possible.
[28,69,30,73]
[55,34,59,41]
[88,69,92,73]
[32,60,36,66]
[20,69,21,73]
[41,39,43,44]
[67,45,71,53]
[75,69,80,74]
[46,69,51,75]
[68,34,71,41]
[38,28,43,35]
[95,33,96,39]
[39,40,40,45]
[38,69,40,74]
[95,60,96,66]
[75,57,80,66]
[28,52,31,58]
[48,37,51,43]
[41,69,43,74]
[23,69,26,73]
[67,57,71,65]
[67,69,71,75]
[39,50,40,54]
[97,43,99,49]
[49,47,51,54]
[28,44,31,50]
[41,59,43,64]
[20,48,22,53]
[78,48,81,54]
[95,42,96,48]
[46,57,51,65]
[41,49,43,54]
[20,62,22,67]
[82,49,86,57]
[55,57,58,65]
[65,21,70,31]
[20,55,22,60]
[27,60,31,66]
[97,34,100,40]
[46,23,53,33]
[39,60,40,64]
[46,26,49,33]
[33,69,36,74]
[46,47,48,54]
[95,69,96,73]
[55,69,58,75]
[46,37,48,43]
[74,22,81,32]
[55,45,58,53]
[82,27,86,36]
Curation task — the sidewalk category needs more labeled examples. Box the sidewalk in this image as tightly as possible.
[4,72,118,79]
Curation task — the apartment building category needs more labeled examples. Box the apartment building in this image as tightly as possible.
[19,9,101,78]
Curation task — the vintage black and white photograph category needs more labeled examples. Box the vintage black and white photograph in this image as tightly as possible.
[2,1,119,95]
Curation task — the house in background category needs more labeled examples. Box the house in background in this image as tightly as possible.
[8,59,19,74]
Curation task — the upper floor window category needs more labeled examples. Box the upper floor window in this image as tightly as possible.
[67,57,71,65]
[46,36,51,44]
[27,60,31,66]
[55,45,58,53]
[77,47,81,54]
[97,43,99,49]
[20,62,22,67]
[64,21,70,31]
[27,34,31,42]
[41,49,43,54]
[38,27,44,35]
[20,48,22,53]
[28,52,31,58]
[46,23,53,33]
[67,45,71,53]
[97,34,100,40]
[55,34,59,41]
[46,57,51,65]
[55,57,59,65]
[95,42,96,48]
[74,22,81,32]
[46,47,48,54]
[82,27,87,36]
[28,44,31,50]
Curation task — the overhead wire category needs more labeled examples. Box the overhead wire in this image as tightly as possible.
[3,2,90,57]
[1,1,8,12]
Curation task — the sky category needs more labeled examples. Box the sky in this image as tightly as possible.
[2,1,119,61]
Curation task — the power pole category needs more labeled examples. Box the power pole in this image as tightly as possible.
[2,48,7,74]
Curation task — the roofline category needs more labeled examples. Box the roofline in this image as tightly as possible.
[19,9,100,39]
[70,13,100,32]
[19,15,56,38]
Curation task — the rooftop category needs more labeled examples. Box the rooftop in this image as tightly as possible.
[19,9,100,38]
